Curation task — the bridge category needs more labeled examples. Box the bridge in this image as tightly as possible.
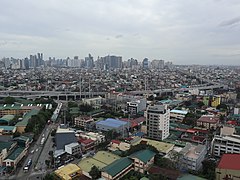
[0,84,225,100]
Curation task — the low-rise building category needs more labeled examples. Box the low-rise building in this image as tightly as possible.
[0,142,17,166]
[74,116,94,129]
[129,149,155,173]
[54,163,82,180]
[197,115,219,130]
[170,109,188,121]
[2,147,27,169]
[211,134,240,157]
[78,132,105,144]
[78,151,120,178]
[55,125,77,150]
[0,126,16,135]
[215,154,240,180]
[78,138,95,153]
[131,138,174,155]
[96,118,129,136]
[65,142,81,156]
[101,157,133,180]
[108,140,131,152]
[179,143,207,171]
[127,97,146,115]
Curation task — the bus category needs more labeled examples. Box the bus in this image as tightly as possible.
[23,159,32,172]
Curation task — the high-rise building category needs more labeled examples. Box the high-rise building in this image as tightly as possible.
[96,55,122,70]
[146,105,170,140]
[142,58,149,69]
[127,58,138,69]
[151,60,164,69]
[85,54,94,69]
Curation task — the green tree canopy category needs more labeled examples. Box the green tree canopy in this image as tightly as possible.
[3,96,16,104]
[89,166,101,180]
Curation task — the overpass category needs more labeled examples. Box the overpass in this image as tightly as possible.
[0,90,107,100]
[0,84,225,100]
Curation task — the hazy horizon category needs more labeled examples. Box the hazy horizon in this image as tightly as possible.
[1,0,240,65]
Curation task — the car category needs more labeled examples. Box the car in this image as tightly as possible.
[30,150,34,154]
[36,148,39,152]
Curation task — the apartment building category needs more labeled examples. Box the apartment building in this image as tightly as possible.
[146,105,170,140]
[65,142,82,156]
[179,143,207,171]
[211,134,240,157]
[127,98,146,115]
[74,116,94,128]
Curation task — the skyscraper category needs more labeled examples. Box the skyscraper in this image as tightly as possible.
[85,54,94,69]
[142,58,149,69]
[146,104,170,140]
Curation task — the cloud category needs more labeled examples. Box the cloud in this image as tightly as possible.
[115,34,123,39]
[219,17,240,27]
[0,0,240,65]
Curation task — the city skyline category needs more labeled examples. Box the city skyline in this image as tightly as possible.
[1,0,240,65]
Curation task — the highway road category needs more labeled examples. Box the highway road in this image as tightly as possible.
[14,123,55,180]
[0,84,225,99]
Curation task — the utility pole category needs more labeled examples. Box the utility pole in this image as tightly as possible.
[89,79,91,98]
[79,73,82,101]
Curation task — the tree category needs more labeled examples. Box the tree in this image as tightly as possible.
[44,173,55,180]
[68,101,78,108]
[201,159,216,180]
[125,144,158,156]
[3,96,16,104]
[51,129,56,137]
[154,154,175,169]
[45,160,50,168]
[89,166,101,180]
[105,130,120,141]
[216,103,228,111]
[197,101,205,108]
[79,103,94,112]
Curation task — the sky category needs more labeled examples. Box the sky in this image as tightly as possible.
[0,0,240,65]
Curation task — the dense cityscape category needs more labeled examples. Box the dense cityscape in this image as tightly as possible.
[1,0,240,180]
[0,53,239,180]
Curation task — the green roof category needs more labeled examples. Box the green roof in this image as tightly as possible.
[78,157,107,173]
[0,104,22,110]
[0,142,15,152]
[177,174,207,180]
[15,109,40,126]
[140,177,149,180]
[6,147,25,160]
[0,115,15,122]
[101,157,133,177]
[132,138,174,154]
[78,151,120,173]
[0,126,16,131]
[129,149,156,163]
[14,135,31,142]
[93,151,120,164]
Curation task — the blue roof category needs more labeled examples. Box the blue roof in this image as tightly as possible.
[134,132,145,137]
[96,118,127,128]
[170,109,188,115]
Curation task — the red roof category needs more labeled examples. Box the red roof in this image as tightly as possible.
[79,138,94,144]
[227,120,237,125]
[111,140,121,145]
[197,116,219,124]
[186,129,196,133]
[217,154,240,170]
[120,117,145,128]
